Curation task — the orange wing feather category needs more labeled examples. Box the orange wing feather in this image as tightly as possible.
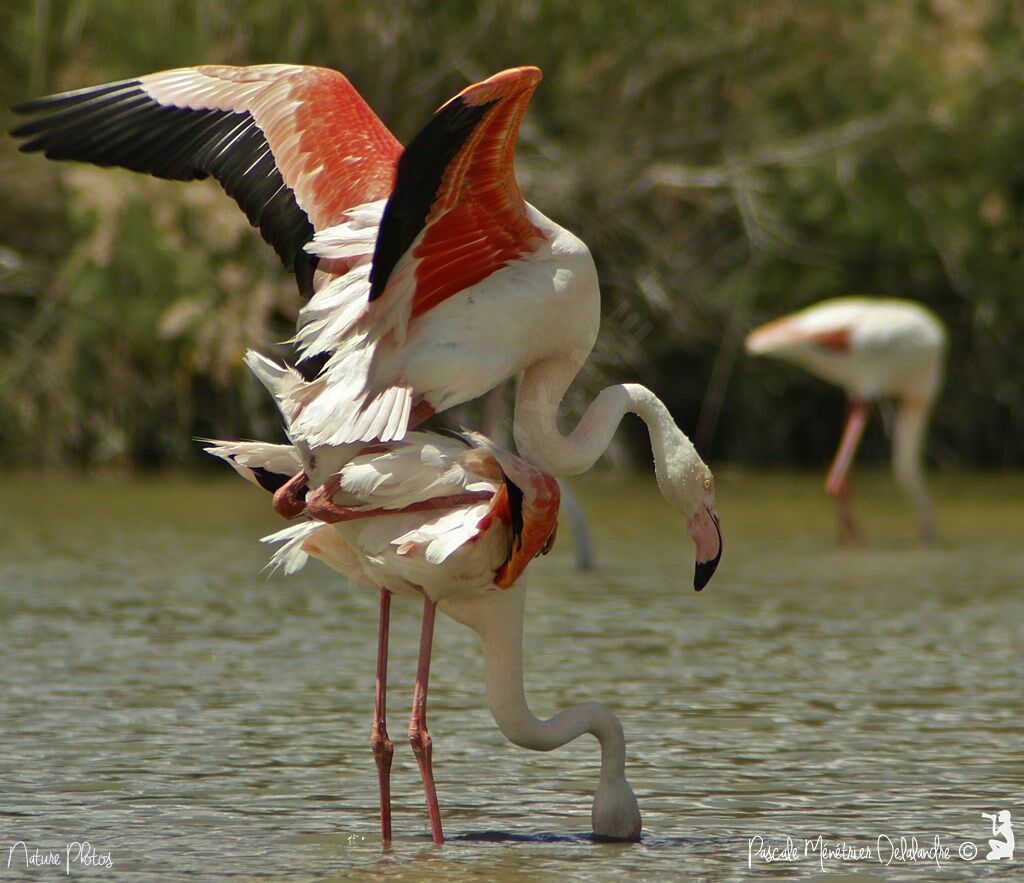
[174,65,402,229]
[493,471,560,589]
[410,68,543,317]
[808,328,852,351]
[283,68,401,227]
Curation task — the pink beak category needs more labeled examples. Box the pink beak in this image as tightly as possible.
[687,500,723,591]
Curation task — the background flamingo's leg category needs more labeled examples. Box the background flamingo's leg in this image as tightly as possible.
[409,597,444,845]
[825,400,870,544]
[371,587,395,845]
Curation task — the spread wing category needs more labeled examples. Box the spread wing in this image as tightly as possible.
[11,64,402,296]
[365,66,545,336]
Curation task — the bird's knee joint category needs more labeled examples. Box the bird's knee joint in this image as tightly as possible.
[826,482,847,500]
[371,729,394,762]
[408,727,432,756]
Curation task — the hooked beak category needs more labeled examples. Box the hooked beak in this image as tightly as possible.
[687,501,723,591]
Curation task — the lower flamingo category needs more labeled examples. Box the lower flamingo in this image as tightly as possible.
[745,296,946,542]
[206,428,650,843]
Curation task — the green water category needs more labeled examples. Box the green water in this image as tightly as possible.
[1,471,1022,880]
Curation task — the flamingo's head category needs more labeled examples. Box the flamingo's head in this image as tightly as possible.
[592,774,642,841]
[654,428,723,591]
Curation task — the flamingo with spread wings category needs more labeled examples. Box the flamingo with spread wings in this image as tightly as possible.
[12,65,550,440]
[13,63,723,584]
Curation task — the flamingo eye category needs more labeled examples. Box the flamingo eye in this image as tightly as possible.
[704,477,713,492]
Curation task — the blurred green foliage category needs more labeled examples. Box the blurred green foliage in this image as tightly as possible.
[1,0,1022,469]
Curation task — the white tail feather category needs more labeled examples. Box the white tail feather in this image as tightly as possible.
[261,521,321,575]
[203,439,302,488]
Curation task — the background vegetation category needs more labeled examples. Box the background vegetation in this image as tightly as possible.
[2,0,1022,471]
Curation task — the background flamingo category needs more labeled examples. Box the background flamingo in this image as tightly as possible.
[13,63,723,577]
[206,428,646,844]
[745,296,946,542]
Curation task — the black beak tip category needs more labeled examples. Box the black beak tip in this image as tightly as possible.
[693,560,716,591]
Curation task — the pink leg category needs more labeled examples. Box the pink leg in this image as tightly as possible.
[308,478,491,525]
[409,597,444,846]
[371,587,394,845]
[825,400,869,544]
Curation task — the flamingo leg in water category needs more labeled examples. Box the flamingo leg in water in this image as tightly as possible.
[370,587,394,845]
[825,400,869,544]
[409,597,444,845]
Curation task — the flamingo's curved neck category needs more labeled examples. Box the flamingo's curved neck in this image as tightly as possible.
[440,583,639,836]
[893,396,936,541]
[515,355,700,496]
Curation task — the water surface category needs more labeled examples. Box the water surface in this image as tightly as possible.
[1,471,1022,879]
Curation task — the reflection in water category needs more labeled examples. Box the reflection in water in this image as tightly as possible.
[1,471,1022,879]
